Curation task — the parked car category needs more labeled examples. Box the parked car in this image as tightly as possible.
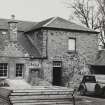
[95,75,105,97]
[78,75,105,96]
[78,75,100,96]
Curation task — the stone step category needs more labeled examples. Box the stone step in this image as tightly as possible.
[10,94,72,101]
[9,86,73,105]
[12,101,73,105]
[11,98,72,103]
[12,88,72,93]
[11,91,71,96]
[13,104,72,105]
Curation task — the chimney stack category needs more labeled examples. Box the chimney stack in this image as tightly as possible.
[8,15,18,41]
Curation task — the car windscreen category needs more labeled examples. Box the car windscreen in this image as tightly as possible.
[83,76,96,83]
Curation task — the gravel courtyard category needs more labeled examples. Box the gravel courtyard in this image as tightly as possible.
[75,96,105,105]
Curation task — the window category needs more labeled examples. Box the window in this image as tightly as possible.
[16,64,24,77]
[0,63,8,77]
[53,61,62,67]
[2,31,7,35]
[68,38,76,51]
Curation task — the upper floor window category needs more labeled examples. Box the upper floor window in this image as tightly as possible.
[1,31,7,35]
[16,64,24,77]
[68,38,76,51]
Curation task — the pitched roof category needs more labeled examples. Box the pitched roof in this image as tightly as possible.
[25,17,54,32]
[93,50,105,65]
[25,17,98,33]
[0,18,38,31]
[0,17,98,33]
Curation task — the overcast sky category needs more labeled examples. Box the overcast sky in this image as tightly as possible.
[0,0,71,22]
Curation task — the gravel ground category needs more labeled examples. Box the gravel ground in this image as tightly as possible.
[0,88,11,105]
[74,96,105,105]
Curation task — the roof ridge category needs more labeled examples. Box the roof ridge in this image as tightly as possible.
[25,17,54,32]
[57,17,95,31]
[43,17,58,27]
[23,16,99,33]
[0,17,37,23]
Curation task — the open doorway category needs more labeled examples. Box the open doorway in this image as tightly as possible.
[28,69,39,84]
[91,65,105,74]
[53,67,62,86]
[52,61,62,86]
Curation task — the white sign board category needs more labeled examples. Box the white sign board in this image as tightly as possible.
[28,61,41,68]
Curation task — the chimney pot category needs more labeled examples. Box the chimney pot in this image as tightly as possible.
[11,14,15,20]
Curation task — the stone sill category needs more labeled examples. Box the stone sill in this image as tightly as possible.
[67,50,77,54]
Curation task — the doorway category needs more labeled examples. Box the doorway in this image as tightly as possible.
[53,67,62,86]
[91,65,105,74]
[28,69,39,83]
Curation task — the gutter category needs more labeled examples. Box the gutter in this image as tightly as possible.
[25,27,99,34]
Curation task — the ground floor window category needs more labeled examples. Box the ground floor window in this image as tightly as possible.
[0,63,8,77]
[16,64,24,77]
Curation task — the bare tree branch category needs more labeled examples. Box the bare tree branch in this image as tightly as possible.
[67,0,97,29]
[96,0,105,48]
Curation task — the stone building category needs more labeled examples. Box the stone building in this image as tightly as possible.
[0,16,98,87]
[91,50,105,74]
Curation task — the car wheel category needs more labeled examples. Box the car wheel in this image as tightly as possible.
[95,84,101,96]
[102,88,105,97]
[79,86,86,96]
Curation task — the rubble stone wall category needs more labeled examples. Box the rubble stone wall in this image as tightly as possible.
[42,29,98,87]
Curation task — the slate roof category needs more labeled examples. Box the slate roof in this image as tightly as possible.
[0,18,37,31]
[94,50,105,66]
[0,17,98,33]
[25,17,98,33]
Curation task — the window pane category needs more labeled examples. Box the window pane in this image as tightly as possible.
[68,38,75,51]
[0,66,3,69]
[4,70,7,74]
[0,70,3,73]
[0,73,3,76]
[4,66,7,69]
[4,73,7,76]
[53,61,62,67]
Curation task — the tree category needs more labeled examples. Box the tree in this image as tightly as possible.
[66,0,98,29]
[96,0,105,48]
[66,0,105,49]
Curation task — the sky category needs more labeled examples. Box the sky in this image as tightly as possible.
[0,0,71,22]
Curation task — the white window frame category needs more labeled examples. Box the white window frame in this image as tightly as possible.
[0,63,8,78]
[68,38,76,51]
[53,61,62,67]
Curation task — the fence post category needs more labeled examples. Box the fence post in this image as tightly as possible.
[72,88,77,105]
